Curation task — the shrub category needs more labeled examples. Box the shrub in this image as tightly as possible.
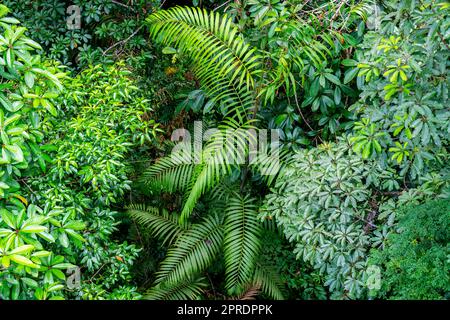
[0,5,78,299]
[23,62,160,299]
[262,138,404,299]
[368,198,450,300]
[348,0,449,180]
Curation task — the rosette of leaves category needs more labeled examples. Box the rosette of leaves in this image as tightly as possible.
[347,0,449,180]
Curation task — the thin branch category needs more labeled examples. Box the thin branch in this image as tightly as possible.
[111,0,136,11]
[214,0,231,12]
[102,25,144,56]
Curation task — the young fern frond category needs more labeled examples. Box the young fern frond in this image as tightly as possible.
[127,204,187,246]
[145,276,207,300]
[223,193,261,295]
[155,213,224,285]
[253,264,285,300]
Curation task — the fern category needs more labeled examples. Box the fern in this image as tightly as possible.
[223,193,261,295]
[147,6,261,117]
[127,204,187,246]
[155,213,224,285]
[180,118,257,222]
[230,284,261,300]
[133,6,289,300]
[139,155,194,194]
[253,265,285,300]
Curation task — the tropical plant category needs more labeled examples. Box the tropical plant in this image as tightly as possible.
[348,0,449,180]
[22,61,161,299]
[262,138,405,299]
[368,198,450,299]
[2,0,448,302]
[128,182,284,299]
[3,0,158,69]
[0,4,80,299]
[127,1,377,300]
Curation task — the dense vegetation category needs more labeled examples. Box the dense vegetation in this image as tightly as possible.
[0,0,448,300]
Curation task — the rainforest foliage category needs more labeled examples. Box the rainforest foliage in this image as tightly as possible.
[0,0,448,300]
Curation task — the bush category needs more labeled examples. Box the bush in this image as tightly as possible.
[348,0,449,180]
[23,62,160,299]
[369,198,450,300]
[0,5,74,300]
[262,138,403,299]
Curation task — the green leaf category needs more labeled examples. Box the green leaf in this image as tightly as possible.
[324,73,341,86]
[24,72,35,88]
[21,225,47,233]
[37,232,56,243]
[10,255,39,268]
[22,277,38,288]
[162,47,177,54]
[0,94,14,112]
[0,209,16,229]
[362,142,371,159]
[344,68,359,84]
[65,228,85,242]
[40,99,57,116]
[5,144,24,163]
[9,245,34,255]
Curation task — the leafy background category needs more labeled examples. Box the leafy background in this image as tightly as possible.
[0,0,448,300]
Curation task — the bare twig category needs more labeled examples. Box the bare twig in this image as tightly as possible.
[111,0,136,11]
[214,0,231,12]
[330,0,348,24]
[102,25,144,56]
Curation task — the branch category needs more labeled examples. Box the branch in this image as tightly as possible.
[102,25,144,56]
[111,0,136,11]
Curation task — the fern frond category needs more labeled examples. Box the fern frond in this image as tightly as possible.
[223,193,261,295]
[127,204,187,246]
[139,155,194,194]
[180,118,257,222]
[155,213,224,285]
[147,6,260,117]
[209,180,236,201]
[249,141,290,186]
[145,276,207,300]
[230,284,261,300]
[253,265,285,300]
